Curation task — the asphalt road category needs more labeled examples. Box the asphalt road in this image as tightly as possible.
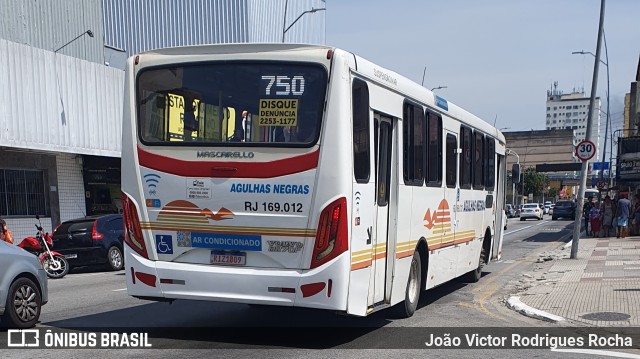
[4,215,610,358]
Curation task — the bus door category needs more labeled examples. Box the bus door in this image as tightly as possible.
[370,114,395,305]
[437,130,459,282]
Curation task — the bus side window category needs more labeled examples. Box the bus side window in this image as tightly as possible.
[352,79,370,183]
[485,138,495,190]
[426,111,442,186]
[473,131,485,190]
[460,126,472,189]
[446,134,457,188]
[403,101,424,186]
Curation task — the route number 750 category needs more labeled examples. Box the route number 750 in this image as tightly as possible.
[262,75,305,96]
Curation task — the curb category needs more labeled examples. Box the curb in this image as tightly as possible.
[559,221,585,248]
[506,296,565,323]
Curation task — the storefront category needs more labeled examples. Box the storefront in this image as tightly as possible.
[616,136,640,197]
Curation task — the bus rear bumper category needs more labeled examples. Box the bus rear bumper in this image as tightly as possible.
[124,246,348,311]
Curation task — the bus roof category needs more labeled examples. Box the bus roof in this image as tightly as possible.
[134,43,506,144]
[348,52,505,144]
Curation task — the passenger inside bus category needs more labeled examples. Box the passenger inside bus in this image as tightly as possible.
[228,128,245,142]
[183,96,198,132]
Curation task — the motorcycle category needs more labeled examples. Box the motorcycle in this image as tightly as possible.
[18,216,69,279]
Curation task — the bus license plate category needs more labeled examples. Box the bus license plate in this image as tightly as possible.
[210,251,246,266]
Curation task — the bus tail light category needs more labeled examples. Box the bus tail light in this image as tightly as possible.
[310,197,348,269]
[122,192,148,259]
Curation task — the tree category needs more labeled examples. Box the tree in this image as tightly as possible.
[522,167,549,198]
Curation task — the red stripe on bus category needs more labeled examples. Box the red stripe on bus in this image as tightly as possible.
[427,236,476,250]
[395,250,414,259]
[373,252,386,260]
[137,147,320,178]
[140,225,316,237]
[351,260,372,271]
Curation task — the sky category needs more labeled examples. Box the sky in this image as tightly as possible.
[325,0,639,143]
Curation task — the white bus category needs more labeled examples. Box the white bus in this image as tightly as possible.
[121,44,507,317]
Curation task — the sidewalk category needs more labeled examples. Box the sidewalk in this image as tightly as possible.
[508,232,640,326]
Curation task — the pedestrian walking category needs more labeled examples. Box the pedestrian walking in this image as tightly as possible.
[616,193,631,238]
[589,204,601,237]
[601,195,615,238]
[583,197,594,236]
[633,194,640,235]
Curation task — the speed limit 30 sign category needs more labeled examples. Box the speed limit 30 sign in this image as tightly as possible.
[575,139,596,161]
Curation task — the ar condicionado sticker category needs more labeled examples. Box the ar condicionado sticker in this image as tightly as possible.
[258,99,298,126]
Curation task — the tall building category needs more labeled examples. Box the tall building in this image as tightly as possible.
[545,83,601,158]
[0,0,326,241]
[503,129,577,204]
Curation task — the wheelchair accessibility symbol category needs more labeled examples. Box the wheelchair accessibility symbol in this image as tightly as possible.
[155,235,173,254]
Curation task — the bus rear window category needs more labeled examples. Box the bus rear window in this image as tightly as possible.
[136,62,327,146]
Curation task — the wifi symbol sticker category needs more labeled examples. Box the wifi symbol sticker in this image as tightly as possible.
[144,174,161,196]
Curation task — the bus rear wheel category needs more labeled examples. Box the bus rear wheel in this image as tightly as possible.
[395,251,421,318]
[463,244,486,283]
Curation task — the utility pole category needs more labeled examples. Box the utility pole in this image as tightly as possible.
[506,149,520,206]
[572,0,605,259]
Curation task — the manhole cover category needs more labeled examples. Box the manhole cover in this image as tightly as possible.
[580,312,631,321]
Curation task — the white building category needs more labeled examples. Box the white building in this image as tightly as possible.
[0,0,326,242]
[545,86,601,160]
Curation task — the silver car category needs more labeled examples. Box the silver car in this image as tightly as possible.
[0,240,48,328]
[520,203,544,221]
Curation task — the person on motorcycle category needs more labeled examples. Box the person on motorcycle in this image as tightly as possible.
[0,218,14,244]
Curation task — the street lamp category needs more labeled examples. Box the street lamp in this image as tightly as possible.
[431,86,447,91]
[54,30,94,53]
[573,29,610,185]
[282,0,326,42]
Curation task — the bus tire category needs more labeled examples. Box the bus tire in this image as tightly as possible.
[463,244,485,283]
[395,251,421,318]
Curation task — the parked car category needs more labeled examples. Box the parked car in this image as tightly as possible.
[552,200,577,220]
[1,240,48,328]
[549,204,555,216]
[520,203,544,221]
[505,204,517,218]
[51,214,124,271]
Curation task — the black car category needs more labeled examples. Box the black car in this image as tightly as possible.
[51,214,124,270]
[552,200,576,220]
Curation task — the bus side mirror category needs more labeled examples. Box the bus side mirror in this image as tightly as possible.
[512,163,521,184]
